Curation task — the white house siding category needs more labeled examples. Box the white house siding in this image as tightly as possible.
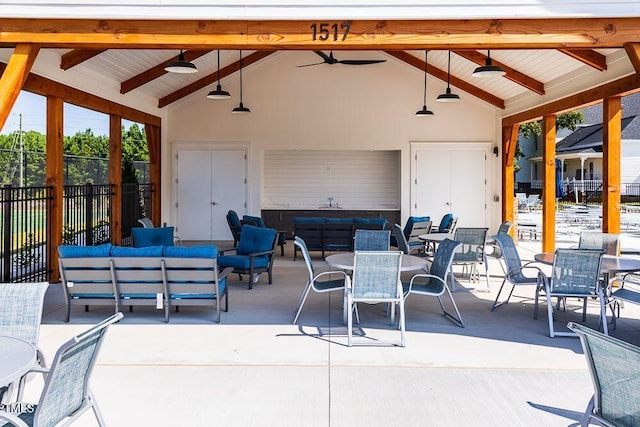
[623,140,640,184]
[166,51,499,228]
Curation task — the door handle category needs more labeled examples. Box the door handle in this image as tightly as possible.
[211,201,218,205]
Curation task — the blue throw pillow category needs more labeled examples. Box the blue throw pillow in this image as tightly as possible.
[110,245,164,257]
[243,215,266,228]
[131,227,175,248]
[163,245,218,258]
[58,243,112,258]
[237,225,277,256]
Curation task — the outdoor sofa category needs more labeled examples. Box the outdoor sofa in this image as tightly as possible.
[57,243,231,323]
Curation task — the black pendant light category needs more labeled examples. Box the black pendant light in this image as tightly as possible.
[416,50,434,117]
[165,50,198,74]
[232,51,250,114]
[207,50,231,99]
[436,50,460,103]
[472,50,506,78]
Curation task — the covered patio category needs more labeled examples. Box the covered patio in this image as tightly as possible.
[26,239,640,426]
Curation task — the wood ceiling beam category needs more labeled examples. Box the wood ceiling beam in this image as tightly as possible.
[121,50,211,94]
[1,18,640,49]
[558,49,607,71]
[60,49,106,70]
[0,44,40,131]
[385,50,505,109]
[624,43,640,74]
[158,50,275,108]
[0,61,161,126]
[453,50,545,95]
[502,73,640,127]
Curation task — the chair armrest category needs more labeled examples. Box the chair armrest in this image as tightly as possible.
[218,267,234,280]
[247,249,276,258]
[505,262,545,281]
[218,248,238,256]
[313,270,349,282]
[406,273,447,294]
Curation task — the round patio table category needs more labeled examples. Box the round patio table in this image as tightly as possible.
[0,336,36,391]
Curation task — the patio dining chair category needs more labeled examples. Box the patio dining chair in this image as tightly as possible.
[0,312,123,427]
[403,238,464,327]
[137,217,182,246]
[538,249,606,337]
[568,322,640,427]
[347,251,405,347]
[353,229,390,251]
[490,233,545,313]
[292,237,349,324]
[485,221,514,259]
[451,227,490,291]
[393,223,429,258]
[0,282,50,402]
[578,231,620,256]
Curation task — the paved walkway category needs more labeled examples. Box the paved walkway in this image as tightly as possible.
[24,241,640,426]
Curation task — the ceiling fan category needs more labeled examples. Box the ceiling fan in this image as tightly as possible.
[297,51,386,67]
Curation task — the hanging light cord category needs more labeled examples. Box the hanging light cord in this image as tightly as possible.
[239,51,244,103]
[447,50,452,87]
[423,50,428,105]
[217,50,222,85]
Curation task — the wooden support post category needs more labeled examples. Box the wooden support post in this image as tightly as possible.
[109,115,122,245]
[502,125,519,224]
[602,96,622,234]
[146,124,162,226]
[542,115,556,252]
[0,44,40,131]
[46,96,63,283]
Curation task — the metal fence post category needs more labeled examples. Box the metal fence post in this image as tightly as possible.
[85,182,94,246]
[2,185,12,282]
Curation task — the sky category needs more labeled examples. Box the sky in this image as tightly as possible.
[1,90,134,136]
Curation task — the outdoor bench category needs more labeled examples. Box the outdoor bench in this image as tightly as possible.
[57,243,231,323]
[292,217,387,259]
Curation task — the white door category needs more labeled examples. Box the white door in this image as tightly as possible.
[413,145,488,228]
[176,149,247,241]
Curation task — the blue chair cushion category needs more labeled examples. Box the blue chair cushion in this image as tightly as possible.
[236,225,277,256]
[404,216,431,237]
[217,255,269,270]
[58,243,112,258]
[227,210,242,228]
[132,227,175,248]
[110,245,164,257]
[439,214,454,232]
[293,217,325,223]
[243,215,266,228]
[163,245,218,258]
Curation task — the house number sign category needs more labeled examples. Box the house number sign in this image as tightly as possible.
[310,22,352,41]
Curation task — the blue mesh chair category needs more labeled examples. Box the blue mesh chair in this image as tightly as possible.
[578,231,620,256]
[292,237,349,324]
[486,221,514,259]
[218,225,278,289]
[539,249,605,337]
[347,251,404,347]
[403,239,464,327]
[451,227,490,291]
[491,233,545,312]
[568,322,640,427]
[0,282,49,402]
[353,229,390,251]
[0,312,123,427]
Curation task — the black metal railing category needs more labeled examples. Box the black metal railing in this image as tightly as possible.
[63,183,112,247]
[121,183,154,246]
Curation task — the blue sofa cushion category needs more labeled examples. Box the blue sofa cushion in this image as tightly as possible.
[58,243,112,258]
[293,217,325,223]
[169,277,226,299]
[163,245,218,258]
[217,255,269,270]
[110,245,164,257]
[243,215,266,228]
[132,227,175,248]
[236,225,277,256]
[404,216,431,238]
[325,218,353,223]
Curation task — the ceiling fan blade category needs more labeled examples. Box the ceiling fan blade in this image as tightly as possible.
[296,61,327,68]
[313,51,333,63]
[337,59,387,65]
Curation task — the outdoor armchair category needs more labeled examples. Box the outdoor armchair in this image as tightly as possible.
[226,210,243,247]
[292,237,349,324]
[490,233,545,312]
[242,214,287,256]
[568,322,640,427]
[0,312,123,427]
[347,251,405,347]
[403,238,464,327]
[218,225,278,289]
[538,249,606,337]
[451,227,490,291]
[0,282,49,402]
[353,229,390,251]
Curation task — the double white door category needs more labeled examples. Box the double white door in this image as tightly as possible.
[413,144,488,228]
[176,149,247,241]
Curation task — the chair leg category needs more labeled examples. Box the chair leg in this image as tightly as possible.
[398,300,406,347]
[546,291,556,338]
[491,279,514,311]
[598,291,609,335]
[88,389,107,427]
[347,294,353,347]
[293,283,312,324]
[581,397,595,427]
[439,288,465,327]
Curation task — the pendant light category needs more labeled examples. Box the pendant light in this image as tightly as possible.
[472,50,506,78]
[165,50,198,74]
[232,50,250,114]
[207,50,232,99]
[436,50,460,103]
[415,50,434,117]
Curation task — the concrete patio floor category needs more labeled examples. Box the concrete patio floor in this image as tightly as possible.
[25,239,640,426]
